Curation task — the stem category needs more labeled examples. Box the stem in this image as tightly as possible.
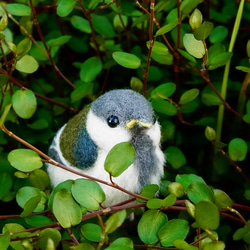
[216,0,245,142]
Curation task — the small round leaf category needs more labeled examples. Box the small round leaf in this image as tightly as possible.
[195,201,219,230]
[138,210,168,244]
[6,3,31,16]
[112,52,141,69]
[16,55,39,73]
[165,146,186,169]
[183,33,205,59]
[187,182,214,204]
[53,188,82,228]
[8,149,42,172]
[81,223,102,242]
[12,89,37,119]
[104,142,136,177]
[179,88,199,105]
[151,82,176,99]
[105,210,127,234]
[228,138,248,161]
[38,228,61,250]
[158,219,189,247]
[80,56,102,83]
[71,179,105,210]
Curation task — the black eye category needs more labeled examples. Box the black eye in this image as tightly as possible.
[107,115,119,128]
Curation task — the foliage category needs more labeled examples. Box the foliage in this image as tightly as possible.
[0,0,250,249]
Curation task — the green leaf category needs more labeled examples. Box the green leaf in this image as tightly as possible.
[2,223,27,238]
[56,0,77,17]
[53,188,82,228]
[155,21,177,36]
[151,82,176,99]
[71,82,93,103]
[137,184,159,202]
[107,237,133,249]
[167,182,185,198]
[25,215,54,227]
[16,38,32,60]
[151,52,173,65]
[0,12,8,31]
[236,66,250,73]
[203,241,225,250]
[147,41,169,55]
[152,99,177,116]
[15,54,39,73]
[195,201,220,230]
[147,198,163,209]
[187,182,214,204]
[205,126,217,141]
[180,0,203,18]
[213,189,233,209]
[81,223,102,242]
[130,77,143,93]
[71,179,105,210]
[165,146,186,169]
[16,186,44,212]
[0,231,10,250]
[29,169,50,191]
[158,219,189,247]
[37,228,61,250]
[207,52,233,70]
[104,142,136,177]
[80,56,102,82]
[138,210,168,244]
[8,149,42,172]
[48,180,73,210]
[162,194,177,207]
[228,138,248,161]
[209,25,228,43]
[193,21,214,40]
[27,119,49,130]
[112,51,141,69]
[176,174,205,190]
[183,33,205,58]
[201,85,223,106]
[185,200,195,218]
[178,49,197,63]
[0,172,13,200]
[233,225,250,243]
[12,89,37,119]
[179,88,199,105]
[92,14,116,38]
[189,8,203,30]
[105,210,127,234]
[71,15,91,33]
[47,35,71,48]
[20,195,41,217]
[6,3,31,16]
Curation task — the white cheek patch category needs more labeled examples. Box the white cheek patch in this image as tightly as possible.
[86,110,131,152]
[146,121,162,146]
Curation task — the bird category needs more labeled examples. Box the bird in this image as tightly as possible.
[47,89,165,206]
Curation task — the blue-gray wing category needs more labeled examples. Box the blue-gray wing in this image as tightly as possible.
[49,107,98,170]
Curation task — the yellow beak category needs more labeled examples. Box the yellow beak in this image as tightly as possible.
[126,119,152,129]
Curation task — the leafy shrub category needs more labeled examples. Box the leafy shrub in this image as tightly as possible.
[0,0,250,249]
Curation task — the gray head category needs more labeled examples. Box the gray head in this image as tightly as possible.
[90,89,155,128]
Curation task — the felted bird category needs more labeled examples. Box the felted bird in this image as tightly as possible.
[47,89,165,206]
